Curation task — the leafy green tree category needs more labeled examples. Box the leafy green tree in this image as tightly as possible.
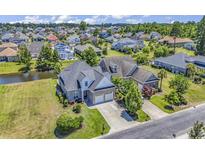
[164,90,180,107]
[93,28,99,37]
[18,45,32,72]
[196,16,205,55]
[157,69,167,91]
[125,81,143,115]
[80,47,99,66]
[170,21,182,37]
[102,47,108,55]
[169,75,190,95]
[56,113,84,132]
[142,46,150,54]
[36,43,61,72]
[186,63,197,79]
[133,52,149,64]
[189,121,205,139]
[79,21,87,31]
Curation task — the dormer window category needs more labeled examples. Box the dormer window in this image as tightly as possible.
[110,64,118,73]
[85,81,88,87]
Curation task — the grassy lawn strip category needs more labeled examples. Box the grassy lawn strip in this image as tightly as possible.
[174,47,195,56]
[0,79,110,139]
[142,65,205,113]
[106,49,127,57]
[136,109,151,122]
[0,60,76,75]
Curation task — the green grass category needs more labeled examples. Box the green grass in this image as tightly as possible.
[142,65,205,113]
[0,79,110,139]
[64,104,110,139]
[174,47,195,56]
[0,60,36,75]
[136,109,151,122]
[106,49,127,57]
[0,60,76,75]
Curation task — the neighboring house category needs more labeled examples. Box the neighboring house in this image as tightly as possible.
[74,44,102,55]
[1,32,28,45]
[149,32,162,40]
[112,38,144,53]
[159,36,194,48]
[54,42,74,60]
[0,42,18,52]
[67,34,81,46]
[1,33,13,42]
[184,42,196,51]
[0,47,18,62]
[105,36,118,43]
[28,42,44,58]
[132,32,149,40]
[99,31,111,39]
[32,34,45,42]
[100,56,159,90]
[153,53,205,74]
[58,61,115,105]
[80,33,91,41]
[47,34,58,43]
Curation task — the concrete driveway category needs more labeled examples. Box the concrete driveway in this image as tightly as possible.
[93,101,140,133]
[142,100,168,120]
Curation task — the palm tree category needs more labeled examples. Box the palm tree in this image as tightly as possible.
[157,69,167,92]
[189,121,205,139]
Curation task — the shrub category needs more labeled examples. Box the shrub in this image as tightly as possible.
[73,105,82,113]
[56,113,84,132]
[193,76,202,84]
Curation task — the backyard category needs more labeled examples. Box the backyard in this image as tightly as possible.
[142,65,205,113]
[0,59,77,75]
[0,79,110,139]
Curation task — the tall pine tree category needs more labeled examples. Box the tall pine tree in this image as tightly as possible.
[196,16,205,55]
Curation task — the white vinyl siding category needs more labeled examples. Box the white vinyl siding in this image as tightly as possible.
[105,92,113,101]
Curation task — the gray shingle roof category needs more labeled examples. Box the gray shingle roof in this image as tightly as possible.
[154,53,189,69]
[130,67,159,84]
[28,42,44,55]
[59,61,114,92]
[100,56,136,77]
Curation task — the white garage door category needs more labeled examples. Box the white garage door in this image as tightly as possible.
[105,92,113,101]
[95,95,104,104]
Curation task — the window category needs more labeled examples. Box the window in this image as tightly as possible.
[85,81,88,87]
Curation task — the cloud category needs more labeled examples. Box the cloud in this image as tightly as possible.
[111,15,130,19]
[126,18,142,24]
[53,15,72,23]
[14,16,49,24]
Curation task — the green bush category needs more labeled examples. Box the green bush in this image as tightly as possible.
[56,113,84,132]
[73,105,82,113]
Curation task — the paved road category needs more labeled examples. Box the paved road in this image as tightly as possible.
[101,104,205,139]
[142,100,168,120]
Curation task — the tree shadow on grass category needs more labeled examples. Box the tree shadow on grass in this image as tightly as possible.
[54,127,77,139]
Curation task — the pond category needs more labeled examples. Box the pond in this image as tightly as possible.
[0,71,56,84]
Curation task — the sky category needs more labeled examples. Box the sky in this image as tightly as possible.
[0,15,203,24]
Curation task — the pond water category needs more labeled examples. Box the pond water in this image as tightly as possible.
[0,71,56,84]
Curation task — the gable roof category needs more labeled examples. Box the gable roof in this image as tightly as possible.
[59,61,114,91]
[100,56,136,77]
[0,47,18,57]
[28,42,44,55]
[130,67,159,84]
[0,43,18,49]
[154,53,188,69]
[159,36,193,44]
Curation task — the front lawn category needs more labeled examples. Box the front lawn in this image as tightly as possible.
[136,109,151,122]
[0,79,110,138]
[142,65,205,113]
